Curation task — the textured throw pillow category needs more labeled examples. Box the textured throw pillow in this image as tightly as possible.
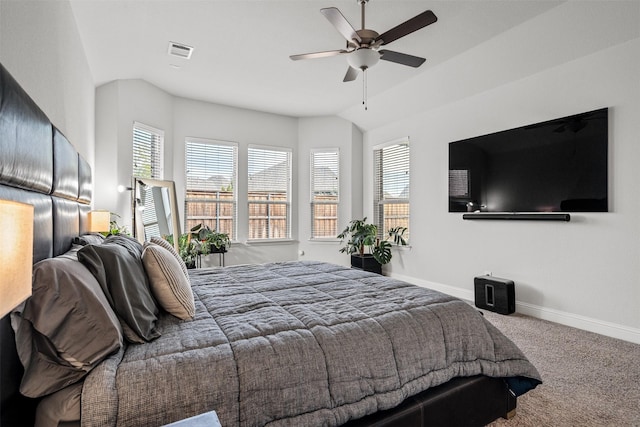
[142,243,195,320]
[150,237,190,282]
[78,239,160,343]
[11,254,123,398]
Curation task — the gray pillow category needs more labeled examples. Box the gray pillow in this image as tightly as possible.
[35,382,82,427]
[104,234,144,258]
[72,233,105,246]
[78,240,160,343]
[11,254,123,398]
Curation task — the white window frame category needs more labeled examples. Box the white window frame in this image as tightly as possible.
[247,145,292,241]
[373,137,410,241]
[310,148,340,240]
[133,121,164,179]
[184,137,238,240]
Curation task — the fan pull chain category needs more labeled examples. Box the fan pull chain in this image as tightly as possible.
[363,68,368,111]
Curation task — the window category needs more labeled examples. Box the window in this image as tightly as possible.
[373,139,410,240]
[449,169,470,198]
[310,149,339,239]
[185,138,238,240]
[132,122,163,179]
[133,122,164,238]
[248,146,292,240]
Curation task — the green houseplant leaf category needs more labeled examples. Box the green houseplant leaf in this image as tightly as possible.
[338,218,407,265]
[164,223,229,268]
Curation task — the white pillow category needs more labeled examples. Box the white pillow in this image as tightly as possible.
[150,237,190,281]
[142,243,195,320]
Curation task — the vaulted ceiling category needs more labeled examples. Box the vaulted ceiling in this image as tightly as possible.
[70,1,564,129]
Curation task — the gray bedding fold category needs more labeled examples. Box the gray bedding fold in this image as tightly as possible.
[81,261,540,427]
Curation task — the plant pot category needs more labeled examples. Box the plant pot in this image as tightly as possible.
[350,254,382,275]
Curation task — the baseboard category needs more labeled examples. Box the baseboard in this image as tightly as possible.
[390,273,640,345]
[514,302,640,345]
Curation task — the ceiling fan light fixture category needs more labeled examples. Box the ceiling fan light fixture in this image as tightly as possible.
[347,48,380,70]
[290,1,437,110]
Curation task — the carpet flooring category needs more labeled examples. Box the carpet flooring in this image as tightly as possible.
[483,311,640,427]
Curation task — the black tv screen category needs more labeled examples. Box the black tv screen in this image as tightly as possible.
[449,108,608,213]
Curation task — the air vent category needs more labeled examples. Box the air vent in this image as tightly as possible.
[167,42,193,59]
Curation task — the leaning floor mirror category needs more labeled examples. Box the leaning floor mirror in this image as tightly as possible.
[132,177,181,252]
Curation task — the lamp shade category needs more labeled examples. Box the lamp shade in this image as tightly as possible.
[88,210,111,233]
[0,200,34,318]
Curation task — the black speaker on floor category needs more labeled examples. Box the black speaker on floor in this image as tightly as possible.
[474,276,515,315]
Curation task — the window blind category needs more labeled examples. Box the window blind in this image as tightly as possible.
[185,138,238,240]
[373,141,410,240]
[133,122,163,179]
[138,186,161,239]
[248,146,291,240]
[310,149,339,239]
[133,122,164,238]
[449,169,469,198]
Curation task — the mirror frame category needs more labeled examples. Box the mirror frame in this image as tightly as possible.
[132,177,181,252]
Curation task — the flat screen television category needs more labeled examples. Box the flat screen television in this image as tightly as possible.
[449,108,608,213]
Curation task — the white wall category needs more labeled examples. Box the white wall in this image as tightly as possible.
[363,34,640,342]
[0,0,95,169]
[94,83,120,222]
[90,1,640,343]
[94,80,174,229]
[297,117,363,266]
[94,82,300,264]
[172,97,299,265]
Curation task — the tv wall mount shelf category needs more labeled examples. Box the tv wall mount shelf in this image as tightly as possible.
[462,212,571,221]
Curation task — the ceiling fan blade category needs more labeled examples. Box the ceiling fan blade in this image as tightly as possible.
[321,7,362,44]
[379,50,426,68]
[343,66,358,82]
[290,49,349,61]
[376,10,437,46]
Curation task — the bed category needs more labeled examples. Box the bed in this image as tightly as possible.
[0,62,541,427]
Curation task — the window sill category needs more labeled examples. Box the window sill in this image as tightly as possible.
[394,244,412,251]
[244,239,298,246]
[308,238,341,244]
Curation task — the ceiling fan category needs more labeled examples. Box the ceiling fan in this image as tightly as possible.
[290,0,438,84]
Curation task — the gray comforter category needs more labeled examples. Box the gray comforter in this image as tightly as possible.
[81,261,540,427]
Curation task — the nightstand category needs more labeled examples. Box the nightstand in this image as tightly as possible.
[162,411,221,427]
[195,248,227,268]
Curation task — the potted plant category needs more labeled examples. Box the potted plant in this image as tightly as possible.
[197,226,231,255]
[337,217,407,274]
[100,212,130,237]
[165,230,201,269]
[189,223,232,259]
[164,223,231,268]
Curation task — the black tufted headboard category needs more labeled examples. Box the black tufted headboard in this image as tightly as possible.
[0,63,93,426]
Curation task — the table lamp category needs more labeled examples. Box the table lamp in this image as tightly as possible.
[88,210,111,233]
[0,200,34,318]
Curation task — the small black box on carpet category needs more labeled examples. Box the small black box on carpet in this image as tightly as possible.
[474,276,515,315]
